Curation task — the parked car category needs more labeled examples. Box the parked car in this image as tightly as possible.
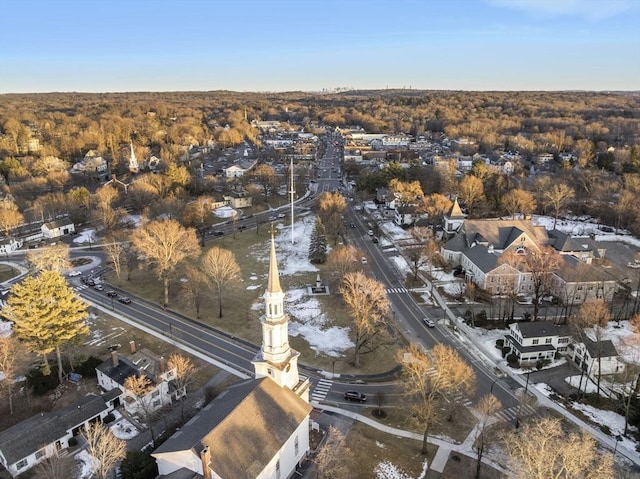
[106,290,118,297]
[372,237,379,243]
[367,230,374,236]
[118,296,132,304]
[344,391,367,402]
[423,318,436,328]
[361,257,367,264]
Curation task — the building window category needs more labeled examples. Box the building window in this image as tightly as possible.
[16,459,28,470]
[545,338,552,344]
[558,337,569,344]
[152,390,160,398]
[295,436,299,456]
[532,339,539,345]
[152,399,161,407]
[35,448,46,460]
[276,460,281,479]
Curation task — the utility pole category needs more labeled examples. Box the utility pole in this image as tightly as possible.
[290,156,295,244]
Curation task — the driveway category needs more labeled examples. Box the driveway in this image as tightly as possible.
[524,361,577,397]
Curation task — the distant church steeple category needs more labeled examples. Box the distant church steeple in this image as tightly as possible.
[252,229,309,401]
[129,142,139,173]
[444,197,465,233]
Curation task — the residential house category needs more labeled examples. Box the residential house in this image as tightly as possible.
[547,229,605,264]
[224,159,257,178]
[0,237,22,255]
[224,190,253,209]
[550,255,617,305]
[96,343,180,417]
[0,390,120,477]
[41,219,75,239]
[505,321,572,363]
[568,338,624,375]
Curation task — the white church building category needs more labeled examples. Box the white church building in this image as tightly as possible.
[152,233,312,479]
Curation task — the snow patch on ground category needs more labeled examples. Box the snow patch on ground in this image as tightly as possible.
[374,461,412,479]
[570,401,638,454]
[585,321,640,365]
[213,206,237,218]
[73,228,97,245]
[246,284,261,290]
[74,450,96,479]
[564,375,598,393]
[110,411,139,440]
[533,382,555,398]
[286,290,353,357]
[0,320,12,338]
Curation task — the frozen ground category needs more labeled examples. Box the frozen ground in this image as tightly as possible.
[247,215,352,358]
[110,410,139,440]
[585,320,640,366]
[74,450,95,479]
[569,401,638,454]
[72,228,97,245]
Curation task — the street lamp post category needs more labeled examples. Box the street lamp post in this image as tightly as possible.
[332,360,335,379]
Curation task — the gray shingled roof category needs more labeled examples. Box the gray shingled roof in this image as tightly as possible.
[516,320,571,338]
[584,338,619,358]
[554,254,614,283]
[42,218,74,230]
[0,390,120,465]
[462,219,549,249]
[464,245,499,273]
[153,377,311,479]
[96,353,158,387]
[506,334,556,353]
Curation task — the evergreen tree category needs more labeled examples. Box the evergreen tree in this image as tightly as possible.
[309,217,328,264]
[3,270,89,382]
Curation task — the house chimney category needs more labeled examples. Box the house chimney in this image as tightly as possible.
[200,447,212,479]
[159,357,166,374]
[111,351,118,367]
[129,340,136,354]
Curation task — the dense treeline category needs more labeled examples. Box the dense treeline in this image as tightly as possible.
[0,90,638,236]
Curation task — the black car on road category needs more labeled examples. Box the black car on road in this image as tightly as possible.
[344,391,367,402]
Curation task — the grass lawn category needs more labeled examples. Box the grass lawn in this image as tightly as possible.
[105,219,405,376]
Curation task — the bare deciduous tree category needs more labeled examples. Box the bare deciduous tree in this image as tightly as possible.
[167,352,196,420]
[458,175,485,215]
[501,188,536,219]
[340,272,392,368]
[570,300,611,398]
[34,455,77,479]
[399,343,476,454]
[131,219,200,307]
[179,263,209,319]
[82,422,127,479]
[317,192,347,245]
[103,232,128,283]
[124,373,158,444]
[503,417,614,479]
[201,246,242,318]
[26,243,71,273]
[324,245,362,286]
[544,183,575,229]
[0,335,29,414]
[473,394,502,479]
[314,425,353,479]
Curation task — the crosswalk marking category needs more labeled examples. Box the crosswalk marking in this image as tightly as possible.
[311,379,333,402]
[386,287,408,294]
[494,404,537,422]
[74,285,89,291]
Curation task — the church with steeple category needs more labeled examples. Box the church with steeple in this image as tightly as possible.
[152,232,312,479]
[252,233,310,400]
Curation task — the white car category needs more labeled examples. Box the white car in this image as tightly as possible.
[423,318,436,328]
[68,270,82,277]
[361,257,368,264]
[368,230,374,236]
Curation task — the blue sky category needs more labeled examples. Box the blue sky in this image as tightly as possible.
[1,0,639,93]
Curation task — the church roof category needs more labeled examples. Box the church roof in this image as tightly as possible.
[153,377,311,479]
[267,233,282,293]
[447,197,465,219]
[461,219,549,250]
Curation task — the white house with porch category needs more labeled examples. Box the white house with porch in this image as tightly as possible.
[505,321,572,363]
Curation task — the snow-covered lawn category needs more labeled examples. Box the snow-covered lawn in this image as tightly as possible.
[110,410,139,439]
[74,450,95,479]
[72,228,97,245]
[570,401,638,454]
[213,206,238,218]
[564,375,598,394]
[585,320,640,366]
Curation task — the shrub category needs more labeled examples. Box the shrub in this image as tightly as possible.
[103,413,116,424]
[536,359,551,370]
[26,367,59,395]
[506,353,519,367]
[75,356,103,377]
[495,339,504,349]
[502,346,511,358]
[599,424,612,436]
[68,437,78,447]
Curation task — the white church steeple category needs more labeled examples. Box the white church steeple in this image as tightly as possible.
[252,229,309,401]
[129,142,139,173]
